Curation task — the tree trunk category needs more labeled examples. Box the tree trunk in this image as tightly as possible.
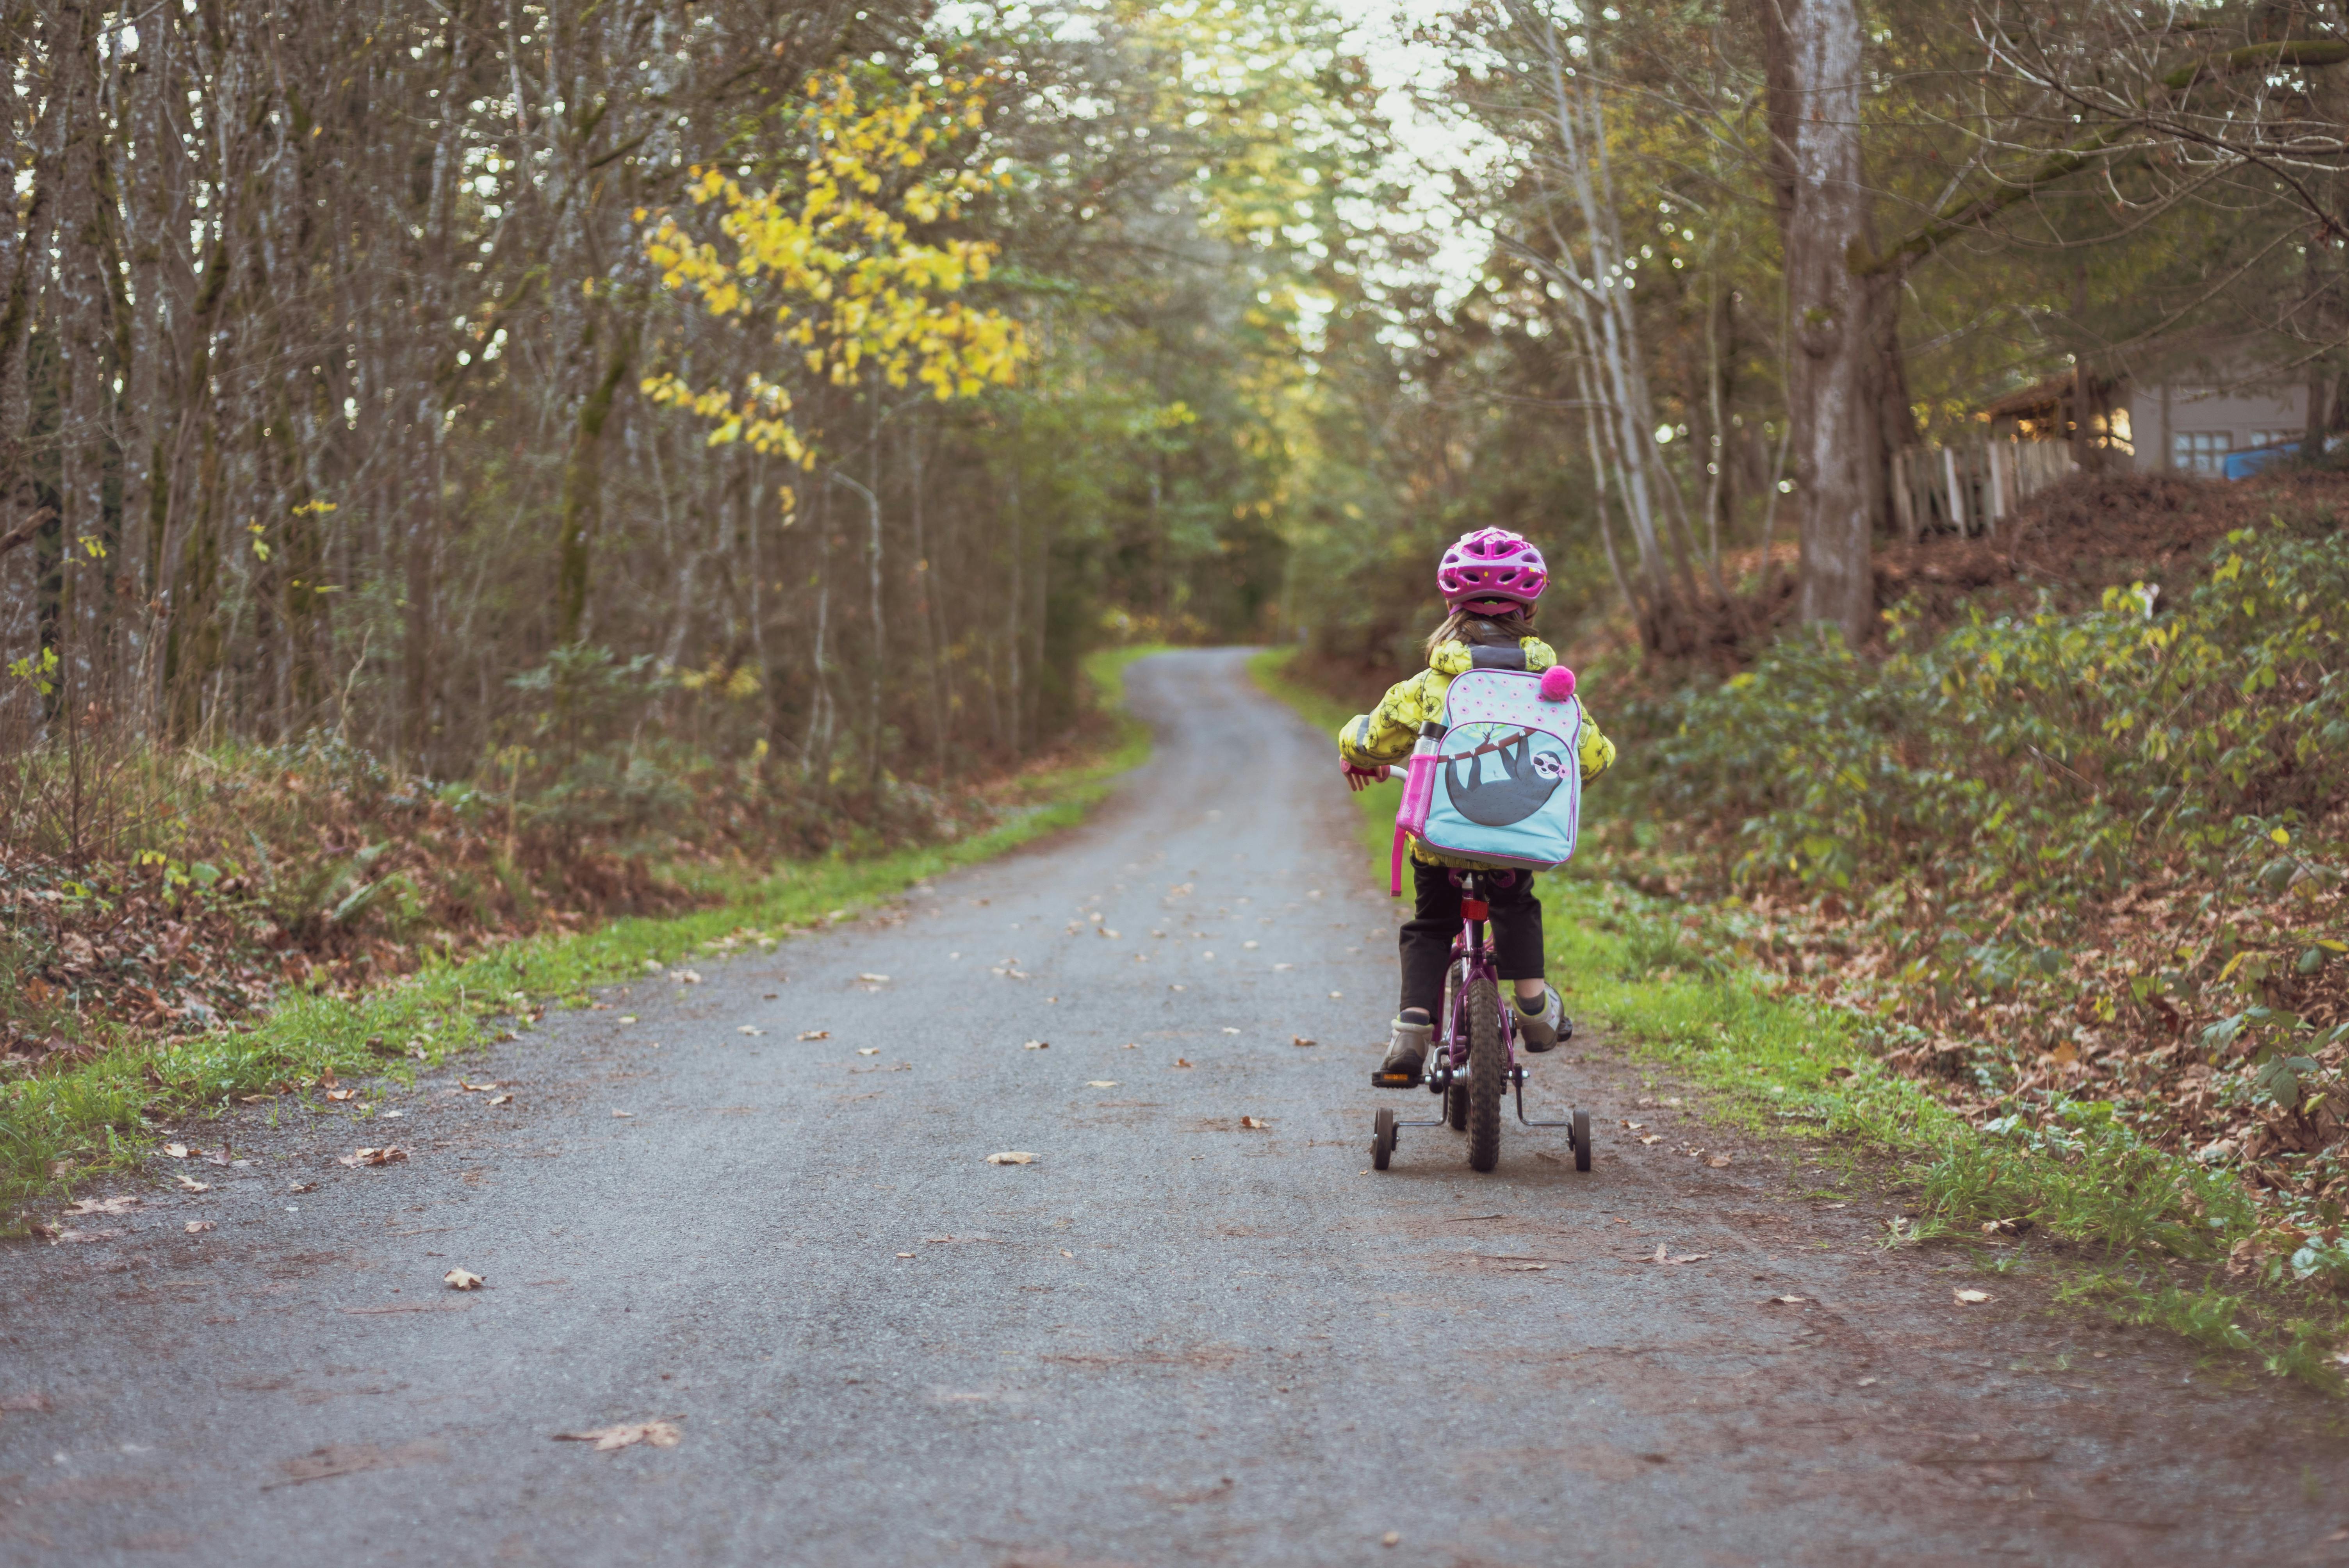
[553,333,632,646]
[1782,0,1874,645]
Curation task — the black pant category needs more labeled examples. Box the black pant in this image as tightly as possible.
[1399,861,1544,1019]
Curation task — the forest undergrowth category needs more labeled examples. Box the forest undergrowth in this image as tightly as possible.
[1589,497,2349,1285]
[0,649,1160,1219]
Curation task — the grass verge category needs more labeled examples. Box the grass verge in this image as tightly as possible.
[1249,645,2347,1390]
[3,647,1163,1222]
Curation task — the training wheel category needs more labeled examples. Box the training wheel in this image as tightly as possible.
[1571,1108,1592,1172]
[1372,1107,1396,1171]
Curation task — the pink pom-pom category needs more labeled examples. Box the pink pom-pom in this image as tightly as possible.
[1539,665,1577,702]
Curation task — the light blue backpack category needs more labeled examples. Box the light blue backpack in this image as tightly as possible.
[1389,653,1583,894]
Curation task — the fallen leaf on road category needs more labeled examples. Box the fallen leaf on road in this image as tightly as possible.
[444,1268,484,1290]
[47,1228,122,1244]
[288,1181,316,1194]
[1329,991,1343,999]
[1764,1295,1811,1306]
[619,1016,637,1024]
[1707,1155,1732,1169]
[1980,1216,2036,1238]
[1639,1135,1664,1146]
[1273,964,1294,971]
[1122,1042,1139,1049]
[896,1251,914,1258]
[184,1221,214,1234]
[1239,1116,1267,1130]
[459,1081,500,1092]
[1640,1243,1710,1265]
[857,973,891,984]
[1383,1532,1400,1548]
[164,1143,190,1158]
[1291,1036,1316,1048]
[612,1109,634,1119]
[1221,1027,1240,1035]
[1242,941,1259,950]
[642,959,666,973]
[737,1026,765,1037]
[488,1094,512,1105]
[1061,1249,1074,1258]
[1087,1081,1119,1088]
[175,1174,210,1192]
[1023,1040,1050,1050]
[326,1089,358,1101]
[554,1421,681,1452]
[986,1151,1037,1165]
[337,1146,409,1167]
[1169,984,1186,991]
[1622,1121,1644,1130]
[669,969,702,984]
[1174,1058,1193,1069]
[1953,1288,1992,1305]
[66,1196,137,1215]
[203,1147,231,1165]
[858,1047,880,1056]
[797,1030,830,1041]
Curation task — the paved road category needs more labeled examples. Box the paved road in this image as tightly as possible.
[7,647,2349,1566]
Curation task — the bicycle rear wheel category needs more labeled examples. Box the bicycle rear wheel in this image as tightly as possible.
[1465,976,1504,1172]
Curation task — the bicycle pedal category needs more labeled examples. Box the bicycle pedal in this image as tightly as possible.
[1369,1069,1420,1089]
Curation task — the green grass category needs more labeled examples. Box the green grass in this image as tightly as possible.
[3,647,1163,1219]
[1249,646,2346,1390]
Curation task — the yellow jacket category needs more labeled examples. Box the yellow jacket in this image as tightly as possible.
[1337,636,1616,868]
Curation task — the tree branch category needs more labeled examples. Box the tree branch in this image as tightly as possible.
[1853,39,2349,276]
[0,506,56,559]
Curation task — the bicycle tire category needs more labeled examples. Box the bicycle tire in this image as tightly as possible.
[1466,976,1504,1172]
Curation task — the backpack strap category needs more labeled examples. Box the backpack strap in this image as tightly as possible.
[1469,645,1527,671]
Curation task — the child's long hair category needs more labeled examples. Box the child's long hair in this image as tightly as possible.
[1424,606,1536,665]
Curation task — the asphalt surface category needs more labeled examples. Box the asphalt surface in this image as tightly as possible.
[7,646,2349,1566]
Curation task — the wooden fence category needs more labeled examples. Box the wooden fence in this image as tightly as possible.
[1889,435,2079,540]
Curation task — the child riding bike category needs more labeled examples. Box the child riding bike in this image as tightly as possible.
[1337,528,1615,1089]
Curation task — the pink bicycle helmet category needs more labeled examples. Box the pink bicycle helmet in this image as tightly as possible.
[1438,527,1547,613]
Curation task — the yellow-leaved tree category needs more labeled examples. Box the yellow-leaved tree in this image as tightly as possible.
[640,68,1028,778]
[640,69,1025,489]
